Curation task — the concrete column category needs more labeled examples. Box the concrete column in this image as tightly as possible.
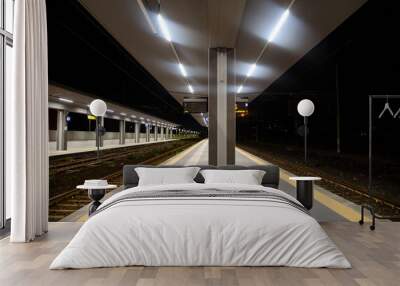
[208,47,235,166]
[166,128,169,140]
[119,119,126,145]
[135,122,140,143]
[160,126,164,140]
[56,109,67,150]
[146,124,150,142]
[154,124,158,141]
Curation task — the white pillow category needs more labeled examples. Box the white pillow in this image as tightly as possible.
[200,169,266,185]
[135,167,201,186]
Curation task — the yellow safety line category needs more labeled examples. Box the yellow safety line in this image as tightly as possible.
[236,147,370,222]
[78,214,88,222]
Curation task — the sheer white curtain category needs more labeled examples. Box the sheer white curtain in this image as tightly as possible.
[7,0,49,242]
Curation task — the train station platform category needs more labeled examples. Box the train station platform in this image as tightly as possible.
[64,139,369,223]
[49,139,177,157]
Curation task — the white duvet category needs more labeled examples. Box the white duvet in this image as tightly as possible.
[50,183,351,269]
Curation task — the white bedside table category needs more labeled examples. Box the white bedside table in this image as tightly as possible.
[289,177,321,210]
[77,184,117,215]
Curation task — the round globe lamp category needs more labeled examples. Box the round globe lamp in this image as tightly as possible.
[297,99,315,117]
[297,99,315,163]
[89,99,107,117]
[89,99,107,159]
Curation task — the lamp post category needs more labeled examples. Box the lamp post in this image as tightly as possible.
[89,99,107,160]
[297,99,315,163]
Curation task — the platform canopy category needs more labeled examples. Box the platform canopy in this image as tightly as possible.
[79,0,366,126]
[48,84,178,128]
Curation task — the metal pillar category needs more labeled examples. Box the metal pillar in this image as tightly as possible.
[304,116,308,163]
[208,47,235,166]
[119,119,125,145]
[95,117,101,160]
[99,117,104,147]
[135,122,140,143]
[56,109,67,150]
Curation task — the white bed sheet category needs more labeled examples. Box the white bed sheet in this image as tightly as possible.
[50,183,350,269]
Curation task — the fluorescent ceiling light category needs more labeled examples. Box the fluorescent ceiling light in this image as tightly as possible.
[179,63,187,77]
[188,84,194,94]
[140,117,144,120]
[268,9,290,43]
[58,98,73,103]
[120,112,127,116]
[131,115,136,118]
[137,0,157,34]
[246,63,256,77]
[237,85,243,93]
[107,109,114,113]
[157,14,171,42]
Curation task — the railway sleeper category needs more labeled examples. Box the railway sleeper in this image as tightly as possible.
[49,209,76,215]
[49,215,65,222]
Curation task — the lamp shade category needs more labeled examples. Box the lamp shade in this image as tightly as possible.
[89,99,107,117]
[297,99,315,117]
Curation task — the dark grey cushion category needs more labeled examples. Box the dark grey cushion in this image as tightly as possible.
[122,165,280,189]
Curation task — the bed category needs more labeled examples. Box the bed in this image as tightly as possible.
[50,165,350,269]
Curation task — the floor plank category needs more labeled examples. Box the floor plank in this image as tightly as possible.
[1,222,399,286]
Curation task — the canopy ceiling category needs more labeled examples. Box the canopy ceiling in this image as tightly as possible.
[79,0,366,125]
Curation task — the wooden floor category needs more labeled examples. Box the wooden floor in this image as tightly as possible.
[1,222,399,286]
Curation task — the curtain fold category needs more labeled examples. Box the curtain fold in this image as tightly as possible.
[8,0,49,242]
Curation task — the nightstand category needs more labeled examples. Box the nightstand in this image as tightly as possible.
[289,177,321,210]
[77,184,117,215]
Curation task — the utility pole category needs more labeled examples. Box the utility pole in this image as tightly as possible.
[336,63,341,154]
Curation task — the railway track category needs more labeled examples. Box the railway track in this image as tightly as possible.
[48,170,121,221]
[49,141,197,221]
[50,141,174,176]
